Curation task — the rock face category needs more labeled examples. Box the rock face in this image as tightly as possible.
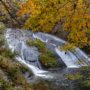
[5,28,90,71]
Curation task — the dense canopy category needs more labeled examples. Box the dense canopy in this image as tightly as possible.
[17,0,90,47]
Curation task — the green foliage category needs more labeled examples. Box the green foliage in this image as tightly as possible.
[27,39,59,68]
[39,54,58,68]
[27,39,45,52]
[0,53,32,89]
[66,73,82,80]
[0,45,32,89]
[58,43,75,51]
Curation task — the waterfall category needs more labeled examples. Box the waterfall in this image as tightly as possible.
[34,32,90,68]
[5,28,54,78]
[5,28,90,74]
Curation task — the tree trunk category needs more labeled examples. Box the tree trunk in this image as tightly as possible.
[52,20,63,34]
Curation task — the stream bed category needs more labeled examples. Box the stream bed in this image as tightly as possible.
[5,28,90,90]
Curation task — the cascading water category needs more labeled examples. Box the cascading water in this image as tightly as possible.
[4,28,90,90]
[5,28,51,78]
[5,28,90,77]
[34,32,90,68]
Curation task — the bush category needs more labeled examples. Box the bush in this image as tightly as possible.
[27,39,59,68]
[27,39,46,52]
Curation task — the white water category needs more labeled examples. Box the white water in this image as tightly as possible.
[16,57,49,77]
[34,32,90,68]
[5,28,53,78]
[55,48,87,68]
[5,28,90,74]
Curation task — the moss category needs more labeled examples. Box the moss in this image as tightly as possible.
[27,39,46,52]
[66,73,82,80]
[27,39,59,68]
[39,54,58,68]
[80,66,89,71]
[59,43,75,52]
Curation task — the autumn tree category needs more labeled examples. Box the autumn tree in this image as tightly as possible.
[17,0,90,47]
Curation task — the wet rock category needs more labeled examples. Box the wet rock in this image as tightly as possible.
[23,47,39,62]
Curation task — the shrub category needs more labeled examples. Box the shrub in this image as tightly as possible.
[27,39,45,52]
[39,54,58,68]
[27,39,59,68]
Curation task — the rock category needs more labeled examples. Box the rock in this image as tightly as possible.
[23,47,39,62]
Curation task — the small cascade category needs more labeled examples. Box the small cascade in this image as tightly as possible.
[5,28,90,74]
[5,28,52,78]
[34,32,90,68]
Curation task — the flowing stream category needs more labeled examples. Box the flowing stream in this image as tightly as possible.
[4,28,90,90]
[34,32,90,68]
[5,28,90,75]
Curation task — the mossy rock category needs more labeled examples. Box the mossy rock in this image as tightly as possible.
[66,73,82,80]
[27,39,59,68]
[39,54,58,68]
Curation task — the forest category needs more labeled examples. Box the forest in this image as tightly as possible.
[0,0,90,90]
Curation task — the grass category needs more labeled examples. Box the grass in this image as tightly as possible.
[27,39,46,52]
[27,39,59,68]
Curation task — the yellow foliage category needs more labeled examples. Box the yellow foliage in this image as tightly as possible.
[58,43,75,51]
[17,0,90,47]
